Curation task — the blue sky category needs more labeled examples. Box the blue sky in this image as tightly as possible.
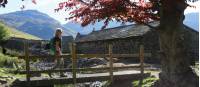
[0,0,199,30]
[0,0,70,24]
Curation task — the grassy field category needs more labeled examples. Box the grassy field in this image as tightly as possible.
[0,68,25,83]
[0,52,18,67]
[0,22,41,40]
[0,52,25,85]
[132,76,158,87]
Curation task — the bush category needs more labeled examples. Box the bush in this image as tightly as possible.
[4,48,23,57]
[0,25,9,42]
[0,53,18,68]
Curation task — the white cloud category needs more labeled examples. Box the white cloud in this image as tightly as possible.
[184,1,200,14]
[184,1,199,31]
[23,0,70,24]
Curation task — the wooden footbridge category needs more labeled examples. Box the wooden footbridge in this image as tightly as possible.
[12,41,152,87]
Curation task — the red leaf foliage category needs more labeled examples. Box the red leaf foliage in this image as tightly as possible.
[0,0,8,7]
[32,0,37,4]
[57,0,160,29]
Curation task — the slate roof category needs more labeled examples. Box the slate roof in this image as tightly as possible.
[62,36,74,41]
[75,33,87,41]
[75,22,159,42]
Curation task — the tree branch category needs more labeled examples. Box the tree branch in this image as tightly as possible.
[77,0,90,5]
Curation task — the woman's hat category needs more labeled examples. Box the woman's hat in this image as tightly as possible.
[56,28,63,33]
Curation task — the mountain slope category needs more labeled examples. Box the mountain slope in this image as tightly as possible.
[63,21,132,34]
[0,22,41,40]
[0,10,76,40]
[64,12,199,34]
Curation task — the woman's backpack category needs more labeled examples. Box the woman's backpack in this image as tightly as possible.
[46,38,56,55]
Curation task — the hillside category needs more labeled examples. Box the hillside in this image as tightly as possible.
[63,21,132,34]
[0,22,41,40]
[64,12,199,34]
[0,10,76,40]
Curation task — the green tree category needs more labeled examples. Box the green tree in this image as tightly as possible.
[0,24,9,54]
[0,25,9,42]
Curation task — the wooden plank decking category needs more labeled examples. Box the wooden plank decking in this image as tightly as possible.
[12,42,150,87]
[12,70,150,87]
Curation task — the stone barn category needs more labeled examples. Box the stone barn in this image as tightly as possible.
[61,36,74,53]
[4,37,26,52]
[3,37,49,55]
[75,22,198,63]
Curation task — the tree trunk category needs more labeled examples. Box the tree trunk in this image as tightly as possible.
[153,0,199,87]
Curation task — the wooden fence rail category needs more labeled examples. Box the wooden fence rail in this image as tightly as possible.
[18,53,151,59]
[24,41,30,86]
[109,44,113,83]
[20,42,148,86]
[17,65,150,74]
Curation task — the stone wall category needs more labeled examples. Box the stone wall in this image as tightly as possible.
[76,31,161,63]
[183,28,199,64]
[4,39,48,55]
[75,29,199,64]
[62,36,74,53]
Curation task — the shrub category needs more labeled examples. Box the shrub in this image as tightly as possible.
[0,25,9,42]
[0,53,18,68]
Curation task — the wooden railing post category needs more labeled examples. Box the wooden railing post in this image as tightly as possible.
[139,44,144,87]
[109,44,113,83]
[70,43,77,86]
[140,45,144,75]
[24,40,30,86]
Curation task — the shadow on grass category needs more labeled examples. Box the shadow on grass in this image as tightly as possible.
[133,76,158,87]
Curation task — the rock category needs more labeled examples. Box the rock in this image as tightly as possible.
[0,69,4,72]
[90,81,103,87]
[0,79,7,84]
[30,73,41,77]
[0,76,8,78]
[78,58,107,68]
[11,77,16,80]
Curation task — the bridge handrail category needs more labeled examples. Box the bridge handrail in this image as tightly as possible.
[17,65,150,74]
[18,53,151,59]
[22,41,146,86]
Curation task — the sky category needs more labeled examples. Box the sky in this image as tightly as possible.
[0,0,71,24]
[0,0,199,29]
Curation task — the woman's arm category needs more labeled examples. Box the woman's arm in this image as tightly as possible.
[55,41,61,56]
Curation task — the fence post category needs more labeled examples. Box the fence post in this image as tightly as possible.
[109,44,113,83]
[24,40,30,86]
[139,44,144,87]
[70,43,77,86]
